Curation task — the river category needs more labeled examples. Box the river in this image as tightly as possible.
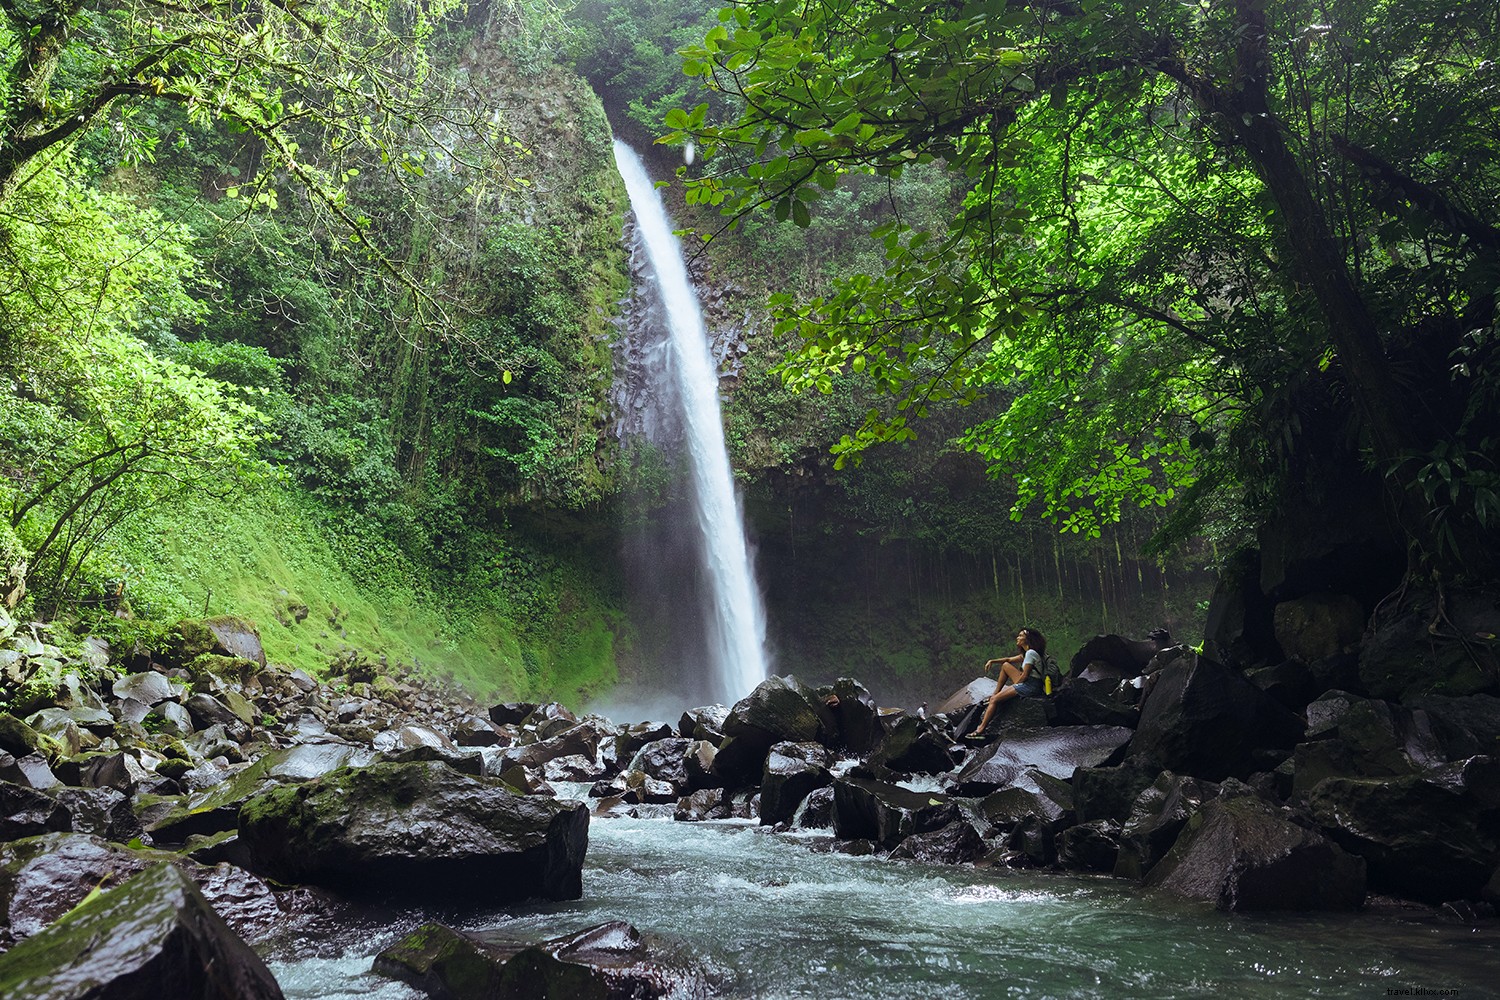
[267,810,1500,999]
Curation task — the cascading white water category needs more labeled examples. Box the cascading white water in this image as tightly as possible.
[612,140,768,705]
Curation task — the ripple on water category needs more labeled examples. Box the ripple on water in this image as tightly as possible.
[266,817,1500,1000]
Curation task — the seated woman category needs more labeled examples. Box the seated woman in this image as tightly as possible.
[972,627,1047,737]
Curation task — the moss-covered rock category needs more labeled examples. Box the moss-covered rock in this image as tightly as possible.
[165,619,218,668]
[238,760,589,901]
[0,862,283,999]
[0,713,58,761]
[141,751,291,844]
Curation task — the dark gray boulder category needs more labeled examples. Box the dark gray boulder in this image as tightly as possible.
[0,863,283,999]
[51,786,142,844]
[794,786,835,829]
[719,675,835,775]
[1408,693,1500,760]
[0,780,68,840]
[1056,820,1122,872]
[975,770,1074,849]
[819,677,884,754]
[1048,678,1140,728]
[674,788,729,823]
[628,737,696,790]
[889,819,985,865]
[489,702,538,727]
[1146,797,1366,911]
[1071,763,1160,824]
[374,920,712,1000]
[867,716,953,775]
[953,726,1132,795]
[1128,649,1304,780]
[112,671,176,706]
[1272,593,1363,664]
[1244,659,1322,711]
[678,705,729,742]
[0,833,280,945]
[1307,762,1500,903]
[1290,692,1446,797]
[759,742,833,825]
[497,723,604,773]
[831,772,956,849]
[1069,630,1173,679]
[202,615,268,669]
[239,761,589,901]
[931,677,996,716]
[1112,772,1222,880]
[1357,586,1500,699]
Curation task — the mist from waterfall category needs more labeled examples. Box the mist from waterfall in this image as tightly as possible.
[612,140,768,706]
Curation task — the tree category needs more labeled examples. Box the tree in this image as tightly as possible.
[0,161,267,611]
[671,0,1500,576]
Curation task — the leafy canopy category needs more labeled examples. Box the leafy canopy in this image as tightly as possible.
[669,0,1500,563]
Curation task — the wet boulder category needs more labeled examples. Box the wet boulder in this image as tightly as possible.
[1069,762,1159,823]
[0,713,53,759]
[1048,678,1140,728]
[975,770,1074,842]
[868,716,954,775]
[1068,630,1173,679]
[1128,649,1304,780]
[819,677,884,754]
[931,677,996,717]
[831,772,956,849]
[1146,797,1366,911]
[794,786,835,830]
[140,750,292,844]
[1244,659,1322,712]
[1112,772,1222,880]
[202,615,269,669]
[1272,593,1363,664]
[112,671,177,706]
[715,676,835,785]
[1307,762,1500,903]
[953,726,1132,795]
[498,721,604,773]
[488,702,539,727]
[678,705,729,742]
[51,786,142,844]
[239,761,589,901]
[543,754,602,783]
[889,819,985,865]
[674,788,729,822]
[0,780,68,839]
[1408,693,1500,760]
[375,920,712,1000]
[0,862,283,999]
[628,737,696,790]
[1289,692,1445,797]
[1,752,59,791]
[450,714,506,747]
[1357,585,1500,699]
[1056,820,1122,872]
[759,742,834,825]
[0,832,277,945]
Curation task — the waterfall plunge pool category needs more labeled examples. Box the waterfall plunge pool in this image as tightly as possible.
[266,813,1500,999]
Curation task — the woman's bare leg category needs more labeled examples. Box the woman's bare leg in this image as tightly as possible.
[975,681,1019,735]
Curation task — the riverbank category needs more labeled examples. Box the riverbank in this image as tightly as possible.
[0,610,1497,997]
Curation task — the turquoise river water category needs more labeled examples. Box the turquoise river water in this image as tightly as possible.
[266,811,1500,999]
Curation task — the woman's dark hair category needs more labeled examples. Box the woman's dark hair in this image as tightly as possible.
[1020,627,1047,655]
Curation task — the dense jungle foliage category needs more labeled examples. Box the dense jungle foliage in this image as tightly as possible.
[10,0,1486,707]
[667,0,1500,583]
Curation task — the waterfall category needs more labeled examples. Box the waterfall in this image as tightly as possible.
[612,140,769,705]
